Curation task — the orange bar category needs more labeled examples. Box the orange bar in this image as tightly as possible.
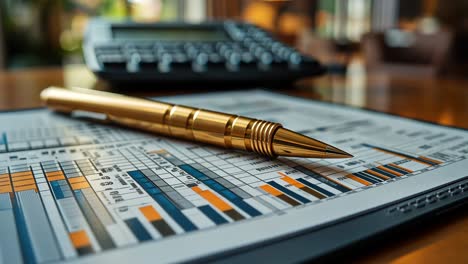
[0,186,12,193]
[46,171,64,177]
[0,174,9,179]
[378,166,403,177]
[14,185,37,192]
[12,179,35,187]
[191,186,203,193]
[260,185,282,196]
[11,175,33,182]
[149,150,167,154]
[68,177,86,184]
[192,186,232,211]
[47,175,65,182]
[346,174,371,186]
[279,173,305,188]
[140,205,162,222]
[366,169,390,180]
[0,178,10,183]
[70,230,91,248]
[10,171,33,178]
[71,182,90,190]
[389,163,413,173]
[46,171,66,180]
[419,156,442,165]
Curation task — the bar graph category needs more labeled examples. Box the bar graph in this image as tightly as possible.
[0,91,467,263]
[0,133,464,263]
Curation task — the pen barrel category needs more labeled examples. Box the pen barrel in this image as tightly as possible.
[41,87,282,157]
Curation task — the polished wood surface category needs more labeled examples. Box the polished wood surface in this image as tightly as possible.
[0,65,467,263]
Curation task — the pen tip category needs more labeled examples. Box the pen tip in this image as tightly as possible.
[325,145,354,159]
[272,128,353,159]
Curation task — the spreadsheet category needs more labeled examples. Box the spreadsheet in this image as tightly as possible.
[0,90,467,263]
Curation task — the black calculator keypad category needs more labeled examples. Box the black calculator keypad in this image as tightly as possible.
[88,21,324,83]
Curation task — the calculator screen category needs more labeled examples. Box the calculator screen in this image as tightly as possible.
[112,27,230,42]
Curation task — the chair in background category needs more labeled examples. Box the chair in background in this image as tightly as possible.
[362,29,453,77]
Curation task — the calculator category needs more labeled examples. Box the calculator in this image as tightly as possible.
[83,19,325,85]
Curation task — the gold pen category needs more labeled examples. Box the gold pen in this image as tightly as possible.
[40,87,352,159]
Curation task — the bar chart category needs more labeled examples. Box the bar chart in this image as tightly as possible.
[0,90,467,263]
[1,133,464,263]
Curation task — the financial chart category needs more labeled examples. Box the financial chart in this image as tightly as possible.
[0,90,467,263]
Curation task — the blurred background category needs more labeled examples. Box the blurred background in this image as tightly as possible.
[1,0,468,77]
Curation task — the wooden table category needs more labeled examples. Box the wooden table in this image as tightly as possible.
[1,65,468,263]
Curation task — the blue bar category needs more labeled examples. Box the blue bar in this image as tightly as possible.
[179,165,209,181]
[124,218,152,242]
[296,178,335,197]
[268,181,311,204]
[12,196,36,264]
[2,133,7,152]
[50,181,64,200]
[384,164,409,175]
[179,165,261,217]
[199,205,228,225]
[371,167,396,178]
[294,166,350,193]
[128,170,197,232]
[354,172,380,184]
[153,194,197,231]
[227,196,261,217]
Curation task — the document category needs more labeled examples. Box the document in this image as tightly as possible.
[0,90,467,263]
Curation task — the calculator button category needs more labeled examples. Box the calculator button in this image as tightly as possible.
[227,53,241,69]
[253,47,266,58]
[158,54,172,72]
[271,42,284,53]
[242,37,254,47]
[278,47,293,59]
[241,52,254,63]
[193,53,209,72]
[258,52,274,70]
[186,48,199,59]
[289,52,302,63]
